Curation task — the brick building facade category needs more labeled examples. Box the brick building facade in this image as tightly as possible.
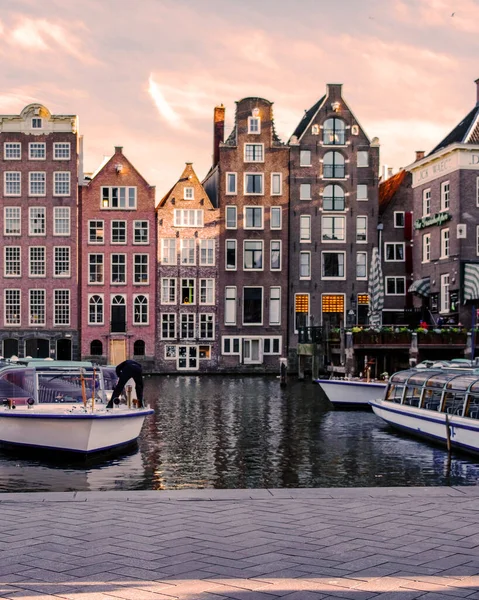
[80,147,156,368]
[0,104,79,359]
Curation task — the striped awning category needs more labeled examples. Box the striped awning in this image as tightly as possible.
[408,277,430,297]
[464,263,479,303]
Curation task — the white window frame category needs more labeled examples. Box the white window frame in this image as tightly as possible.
[225,205,237,229]
[31,117,42,129]
[53,142,71,160]
[180,239,196,266]
[29,171,46,197]
[53,172,71,197]
[440,228,450,259]
[357,151,369,167]
[244,173,264,196]
[270,207,282,230]
[357,184,368,201]
[28,142,46,160]
[244,206,264,230]
[133,254,149,285]
[53,246,71,278]
[161,313,176,339]
[440,273,450,313]
[356,251,367,280]
[111,253,127,284]
[222,337,241,355]
[247,116,261,134]
[225,286,237,325]
[385,276,406,296]
[199,314,215,340]
[243,240,264,271]
[88,253,104,285]
[29,246,46,278]
[29,289,46,326]
[4,172,21,196]
[199,239,215,266]
[321,251,346,280]
[53,207,71,236]
[300,183,311,200]
[88,220,104,245]
[173,209,204,227]
[269,287,281,325]
[423,189,431,217]
[180,314,196,340]
[133,220,149,245]
[4,207,21,236]
[225,239,237,271]
[242,286,263,326]
[440,181,450,212]
[180,278,196,305]
[226,172,237,195]
[101,186,137,210]
[161,239,176,265]
[300,215,311,243]
[4,289,21,326]
[88,294,104,325]
[161,278,177,305]
[423,233,431,263]
[321,215,346,242]
[300,150,312,167]
[271,173,282,196]
[183,187,194,200]
[4,142,21,160]
[29,207,46,236]
[54,289,70,326]
[4,247,21,278]
[199,279,215,305]
[133,294,149,325]
[384,242,405,262]
[356,216,367,243]
[394,211,405,228]
[270,240,281,271]
[244,143,264,163]
[111,220,127,245]
[300,251,311,280]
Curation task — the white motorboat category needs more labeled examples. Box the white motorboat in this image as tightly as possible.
[0,359,153,454]
[370,367,479,455]
[316,378,387,408]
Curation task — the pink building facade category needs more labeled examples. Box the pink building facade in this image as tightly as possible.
[80,147,156,368]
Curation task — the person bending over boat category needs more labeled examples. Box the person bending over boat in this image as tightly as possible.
[106,360,144,409]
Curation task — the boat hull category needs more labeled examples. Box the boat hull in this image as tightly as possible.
[0,407,154,454]
[317,379,387,407]
[370,399,479,455]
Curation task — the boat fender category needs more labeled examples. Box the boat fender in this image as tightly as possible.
[113,397,120,406]
[27,398,35,408]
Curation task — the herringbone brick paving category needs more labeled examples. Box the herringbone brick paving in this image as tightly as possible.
[0,488,478,599]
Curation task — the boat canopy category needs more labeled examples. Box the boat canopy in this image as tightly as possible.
[389,368,479,393]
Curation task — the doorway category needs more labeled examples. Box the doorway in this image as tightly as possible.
[56,339,72,360]
[3,338,18,358]
[110,339,126,365]
[243,339,262,364]
[25,338,49,358]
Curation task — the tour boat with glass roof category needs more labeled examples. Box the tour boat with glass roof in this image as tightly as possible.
[370,367,479,455]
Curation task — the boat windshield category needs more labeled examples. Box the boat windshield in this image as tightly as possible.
[0,367,35,403]
[102,368,118,391]
[36,368,100,404]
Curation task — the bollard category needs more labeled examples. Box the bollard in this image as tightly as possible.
[126,385,132,409]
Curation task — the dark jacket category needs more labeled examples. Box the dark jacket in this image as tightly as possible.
[115,360,143,377]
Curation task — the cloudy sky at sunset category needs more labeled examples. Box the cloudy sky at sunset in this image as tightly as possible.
[1,0,477,195]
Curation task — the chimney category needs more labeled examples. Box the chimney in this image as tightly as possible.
[475,78,479,105]
[415,150,425,161]
[387,167,393,178]
[213,104,225,166]
[114,146,123,154]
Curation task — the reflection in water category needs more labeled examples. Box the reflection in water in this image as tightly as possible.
[0,376,478,492]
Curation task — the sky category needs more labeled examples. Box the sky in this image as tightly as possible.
[0,0,478,195]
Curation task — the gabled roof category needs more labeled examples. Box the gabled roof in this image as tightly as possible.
[428,104,479,156]
[289,95,326,141]
[378,170,408,214]
[157,163,215,210]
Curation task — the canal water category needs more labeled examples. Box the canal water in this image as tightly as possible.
[1,376,479,492]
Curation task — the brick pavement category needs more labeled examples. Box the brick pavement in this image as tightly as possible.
[0,487,478,599]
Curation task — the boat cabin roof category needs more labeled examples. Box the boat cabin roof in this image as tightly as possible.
[390,367,479,393]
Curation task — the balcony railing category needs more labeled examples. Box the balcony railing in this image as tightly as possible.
[298,326,322,344]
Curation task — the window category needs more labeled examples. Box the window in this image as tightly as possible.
[423,189,431,216]
[356,216,367,242]
[134,340,145,356]
[356,252,367,279]
[180,239,196,265]
[440,181,450,211]
[385,277,406,296]
[244,144,264,162]
[134,254,148,284]
[29,172,46,196]
[222,337,241,354]
[300,215,311,242]
[224,287,237,325]
[357,151,369,167]
[181,313,195,339]
[133,221,149,244]
[226,173,237,194]
[111,254,126,284]
[271,207,281,229]
[226,240,237,270]
[54,143,71,160]
[226,206,237,229]
[161,314,176,339]
[322,252,345,278]
[173,209,204,227]
[89,254,104,284]
[54,290,70,325]
[29,207,46,236]
[29,143,45,160]
[161,239,176,264]
[5,290,20,325]
[184,187,194,200]
[88,220,104,244]
[270,240,281,271]
[295,293,309,332]
[244,240,263,270]
[134,295,148,324]
[300,251,311,279]
[54,207,70,235]
[29,247,46,277]
[271,173,282,195]
[4,207,21,235]
[29,289,45,326]
[322,216,345,241]
[181,279,195,304]
[323,152,345,178]
[323,185,345,210]
[4,172,21,196]
[5,247,21,277]
[200,279,215,304]
[300,183,311,200]
[54,172,70,196]
[357,184,368,201]
[300,150,312,167]
[269,287,281,325]
[244,173,263,195]
[440,228,450,258]
[263,337,281,354]
[423,233,431,262]
[54,247,70,277]
[323,118,345,145]
[31,117,42,129]
[200,239,215,265]
[394,212,405,228]
[248,116,260,134]
[89,295,104,324]
[441,274,450,313]
[90,340,103,355]
[385,243,405,262]
[161,278,176,304]
[4,143,21,160]
[243,287,263,325]
[244,206,263,229]
[111,220,127,244]
[101,186,136,209]
[200,314,214,339]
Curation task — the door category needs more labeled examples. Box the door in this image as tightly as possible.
[243,339,262,364]
[111,296,126,332]
[25,338,49,358]
[56,339,72,360]
[3,338,18,358]
[177,346,198,370]
[110,339,126,365]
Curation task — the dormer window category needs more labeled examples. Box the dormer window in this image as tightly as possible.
[32,118,42,129]
[248,116,261,134]
[184,187,194,200]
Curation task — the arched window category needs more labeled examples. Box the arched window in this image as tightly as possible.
[89,295,103,324]
[323,185,345,211]
[323,118,345,145]
[90,340,103,356]
[323,152,345,179]
[134,295,148,324]
[134,340,145,356]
